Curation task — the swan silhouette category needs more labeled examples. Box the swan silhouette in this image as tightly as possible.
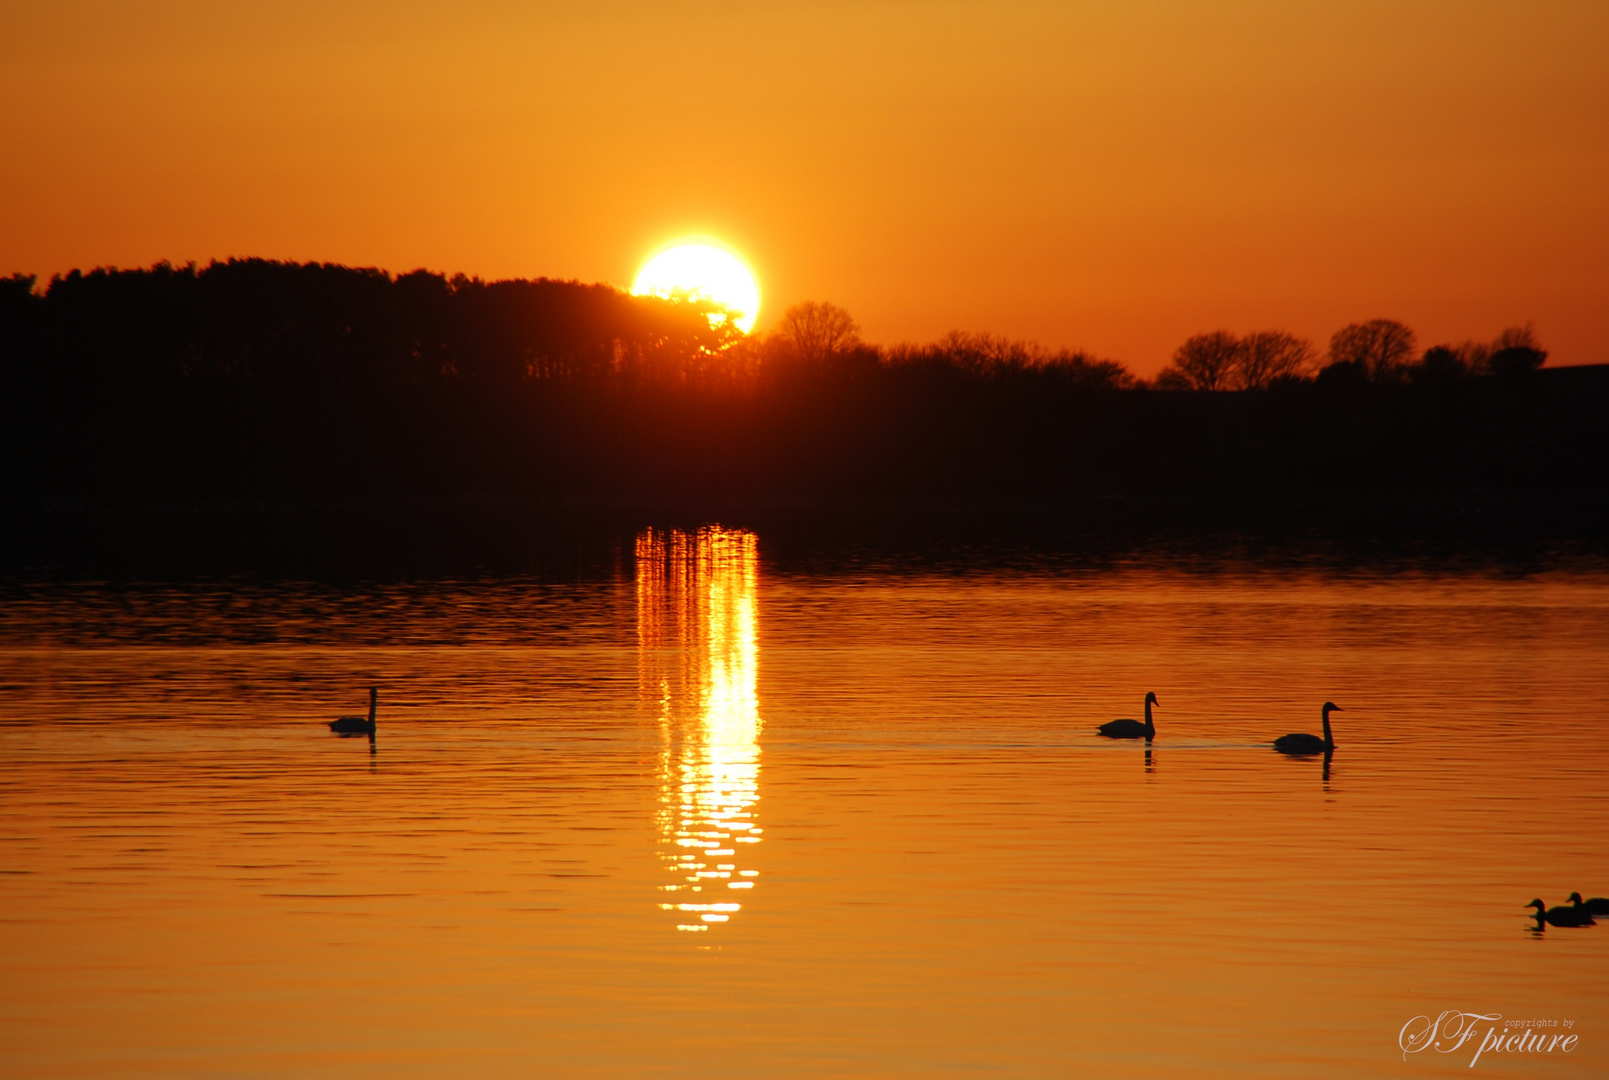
[1274,702,1340,755]
[1098,692,1157,741]
[1527,898,1594,928]
[1568,892,1609,916]
[329,688,377,736]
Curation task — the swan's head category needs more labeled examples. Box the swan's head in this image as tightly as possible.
[1322,701,1342,714]
[1145,691,1159,706]
[1526,899,1546,912]
[1569,892,1584,904]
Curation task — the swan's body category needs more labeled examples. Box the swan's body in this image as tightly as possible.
[330,688,377,735]
[1273,732,1330,755]
[1274,702,1341,755]
[1528,898,1594,927]
[1568,892,1609,916]
[1099,692,1157,741]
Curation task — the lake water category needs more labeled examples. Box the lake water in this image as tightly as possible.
[2,525,1607,1077]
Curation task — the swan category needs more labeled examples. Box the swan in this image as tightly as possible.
[329,688,377,735]
[1098,692,1157,741]
[1568,892,1609,916]
[1274,702,1341,755]
[1527,898,1594,928]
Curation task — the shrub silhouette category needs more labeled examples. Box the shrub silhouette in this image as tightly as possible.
[1488,323,1548,377]
[1414,324,1547,383]
[1415,345,1470,385]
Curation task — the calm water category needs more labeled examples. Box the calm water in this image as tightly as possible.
[2,527,1607,1077]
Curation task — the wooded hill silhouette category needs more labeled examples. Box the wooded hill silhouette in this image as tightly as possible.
[1,260,1603,509]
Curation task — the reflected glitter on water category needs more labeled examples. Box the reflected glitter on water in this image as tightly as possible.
[637,527,762,932]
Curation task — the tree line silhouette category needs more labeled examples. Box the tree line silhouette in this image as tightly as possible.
[1,260,1602,509]
[1152,319,1548,391]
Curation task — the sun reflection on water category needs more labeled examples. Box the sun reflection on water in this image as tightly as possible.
[636,526,761,933]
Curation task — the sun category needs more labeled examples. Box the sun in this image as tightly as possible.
[630,242,760,334]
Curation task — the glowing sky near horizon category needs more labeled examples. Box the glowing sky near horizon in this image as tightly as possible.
[1,1,1606,373]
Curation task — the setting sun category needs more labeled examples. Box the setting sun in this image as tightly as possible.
[631,243,760,334]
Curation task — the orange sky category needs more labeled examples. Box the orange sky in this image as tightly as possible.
[2,1,1605,374]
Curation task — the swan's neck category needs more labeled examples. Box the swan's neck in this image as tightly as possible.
[1320,708,1334,748]
[368,691,378,726]
[1143,698,1154,735]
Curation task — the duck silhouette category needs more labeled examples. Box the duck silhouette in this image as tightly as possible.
[329,688,377,736]
[1568,892,1609,916]
[1527,898,1595,928]
[1274,702,1340,755]
[1098,692,1157,741]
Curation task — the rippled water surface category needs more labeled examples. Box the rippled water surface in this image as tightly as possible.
[3,527,1607,1077]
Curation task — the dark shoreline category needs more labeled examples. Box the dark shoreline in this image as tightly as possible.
[6,492,1606,581]
[7,257,1606,579]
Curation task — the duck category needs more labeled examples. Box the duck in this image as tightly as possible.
[1568,892,1609,916]
[1098,692,1157,741]
[1274,702,1340,755]
[329,687,377,736]
[1527,898,1595,928]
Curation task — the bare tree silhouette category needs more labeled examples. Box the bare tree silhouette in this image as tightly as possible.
[776,301,862,365]
[1326,319,1417,383]
[1234,331,1314,389]
[1155,331,1241,390]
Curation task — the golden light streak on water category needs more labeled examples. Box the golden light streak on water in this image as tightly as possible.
[636,526,761,933]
